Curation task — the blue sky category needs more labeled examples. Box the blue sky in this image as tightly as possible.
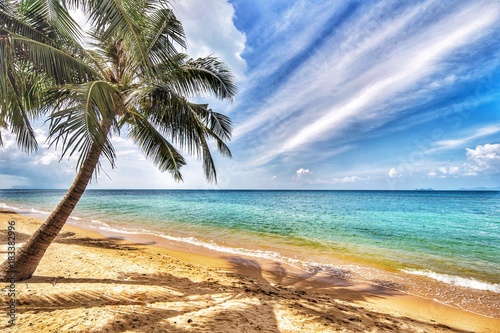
[1,0,499,190]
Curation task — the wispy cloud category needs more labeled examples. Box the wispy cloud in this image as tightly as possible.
[234,0,500,167]
[426,125,500,154]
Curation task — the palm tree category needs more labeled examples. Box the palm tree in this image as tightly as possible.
[0,0,89,152]
[0,0,237,281]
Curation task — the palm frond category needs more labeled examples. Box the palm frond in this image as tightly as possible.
[3,98,38,152]
[183,103,233,158]
[159,55,237,101]
[47,0,83,43]
[0,1,8,13]
[127,111,186,181]
[205,110,233,142]
[10,33,99,84]
[128,85,201,153]
[0,10,54,45]
[47,80,119,169]
[84,0,152,74]
[14,0,81,44]
[145,7,186,65]
[128,85,233,183]
[183,104,231,183]
[0,34,39,152]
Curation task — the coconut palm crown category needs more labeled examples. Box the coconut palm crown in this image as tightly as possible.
[0,0,237,281]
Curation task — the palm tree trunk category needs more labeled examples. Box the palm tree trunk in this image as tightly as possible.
[0,122,111,282]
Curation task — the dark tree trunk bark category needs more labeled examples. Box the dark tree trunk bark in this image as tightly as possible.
[0,122,111,281]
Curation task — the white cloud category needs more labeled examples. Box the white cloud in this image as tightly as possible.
[0,129,77,188]
[435,166,461,177]
[388,168,400,178]
[449,166,460,175]
[173,0,247,81]
[36,152,59,165]
[424,144,499,179]
[464,143,500,175]
[308,175,366,186]
[0,175,30,189]
[331,176,362,184]
[295,168,312,177]
[111,136,145,161]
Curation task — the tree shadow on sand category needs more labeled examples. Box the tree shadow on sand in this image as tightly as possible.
[15,269,281,332]
[54,231,147,250]
[0,228,147,252]
[9,256,473,332]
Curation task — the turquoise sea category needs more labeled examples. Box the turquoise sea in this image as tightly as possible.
[1,190,499,314]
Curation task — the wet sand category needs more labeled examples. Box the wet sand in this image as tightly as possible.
[1,210,499,332]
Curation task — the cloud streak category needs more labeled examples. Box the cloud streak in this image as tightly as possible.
[233,0,500,168]
[427,125,500,154]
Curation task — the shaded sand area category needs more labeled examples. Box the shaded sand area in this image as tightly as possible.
[1,210,499,333]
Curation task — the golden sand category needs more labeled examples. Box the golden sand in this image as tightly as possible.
[1,210,499,332]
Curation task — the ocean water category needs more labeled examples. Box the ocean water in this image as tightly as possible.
[1,190,499,299]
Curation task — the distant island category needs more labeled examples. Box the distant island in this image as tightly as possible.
[457,187,500,191]
[413,187,500,191]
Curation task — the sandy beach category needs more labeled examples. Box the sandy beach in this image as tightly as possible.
[1,210,499,333]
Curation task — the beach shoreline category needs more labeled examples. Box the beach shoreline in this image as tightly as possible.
[61,209,500,320]
[1,210,499,332]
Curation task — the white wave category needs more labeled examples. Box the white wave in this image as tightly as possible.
[70,216,81,221]
[83,222,310,269]
[402,269,500,293]
[29,208,51,215]
[149,231,361,278]
[0,203,20,211]
[0,203,53,216]
[154,232,290,261]
[90,219,110,227]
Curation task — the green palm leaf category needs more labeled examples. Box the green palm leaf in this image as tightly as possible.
[47,81,119,170]
[9,34,98,84]
[82,0,154,75]
[19,0,82,42]
[145,7,186,65]
[0,34,39,152]
[128,85,233,182]
[127,112,186,181]
[0,10,53,44]
[156,54,237,100]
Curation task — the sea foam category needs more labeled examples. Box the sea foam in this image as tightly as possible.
[0,203,20,211]
[81,221,308,269]
[402,269,500,293]
[29,208,51,215]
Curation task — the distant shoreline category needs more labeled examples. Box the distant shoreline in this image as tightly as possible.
[2,188,500,192]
